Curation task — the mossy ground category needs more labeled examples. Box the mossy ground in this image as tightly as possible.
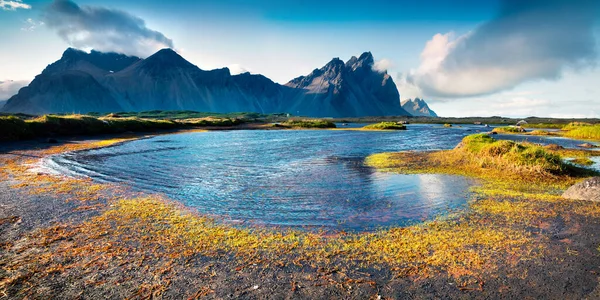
[2,133,600,298]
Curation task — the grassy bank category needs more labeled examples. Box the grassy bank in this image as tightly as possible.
[366,133,596,190]
[362,122,406,130]
[562,123,600,141]
[0,114,244,142]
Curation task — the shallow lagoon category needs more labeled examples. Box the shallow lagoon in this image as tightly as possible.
[46,124,595,231]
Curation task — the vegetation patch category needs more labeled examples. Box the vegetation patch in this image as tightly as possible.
[492,126,525,134]
[562,123,600,141]
[279,119,337,129]
[523,123,565,129]
[527,130,554,136]
[361,122,407,130]
[366,133,595,190]
[0,114,242,142]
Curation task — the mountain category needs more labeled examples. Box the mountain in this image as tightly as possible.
[401,98,438,117]
[285,52,408,117]
[2,48,408,117]
[0,100,6,110]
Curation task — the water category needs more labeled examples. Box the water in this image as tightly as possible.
[46,124,596,231]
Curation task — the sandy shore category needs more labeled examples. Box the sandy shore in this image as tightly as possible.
[2,132,600,299]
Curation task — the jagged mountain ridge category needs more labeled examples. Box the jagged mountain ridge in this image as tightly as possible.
[401,98,438,117]
[2,48,409,117]
[285,52,407,117]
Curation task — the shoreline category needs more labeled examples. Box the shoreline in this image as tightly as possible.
[2,130,600,298]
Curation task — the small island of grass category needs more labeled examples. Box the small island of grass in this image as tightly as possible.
[278,119,337,129]
[492,126,526,134]
[362,122,407,130]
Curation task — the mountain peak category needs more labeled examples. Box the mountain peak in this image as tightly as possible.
[61,47,86,60]
[401,98,438,117]
[346,51,374,70]
[325,57,345,67]
[358,51,373,63]
[140,48,197,71]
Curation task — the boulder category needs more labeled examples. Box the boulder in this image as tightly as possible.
[562,177,600,201]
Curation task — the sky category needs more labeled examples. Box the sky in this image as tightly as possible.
[0,0,599,117]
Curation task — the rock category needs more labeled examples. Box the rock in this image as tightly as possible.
[562,177,600,201]
[489,131,498,135]
[46,138,58,144]
[577,143,598,149]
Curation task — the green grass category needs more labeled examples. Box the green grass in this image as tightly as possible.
[522,123,565,129]
[562,124,600,141]
[280,119,337,128]
[562,122,594,131]
[492,126,525,134]
[0,114,243,142]
[457,134,565,174]
[0,116,31,141]
[362,122,407,130]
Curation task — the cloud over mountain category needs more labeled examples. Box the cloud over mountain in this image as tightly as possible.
[402,0,599,99]
[0,80,29,100]
[43,0,174,57]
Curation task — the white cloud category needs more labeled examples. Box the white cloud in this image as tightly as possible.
[21,18,44,31]
[43,0,174,57]
[0,80,30,100]
[402,0,599,99]
[0,0,30,10]
[228,64,250,75]
[372,58,394,73]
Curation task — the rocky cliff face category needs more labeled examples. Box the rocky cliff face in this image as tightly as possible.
[2,48,408,117]
[285,52,408,117]
[401,98,438,117]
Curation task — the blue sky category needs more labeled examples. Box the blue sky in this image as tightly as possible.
[1,0,599,117]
